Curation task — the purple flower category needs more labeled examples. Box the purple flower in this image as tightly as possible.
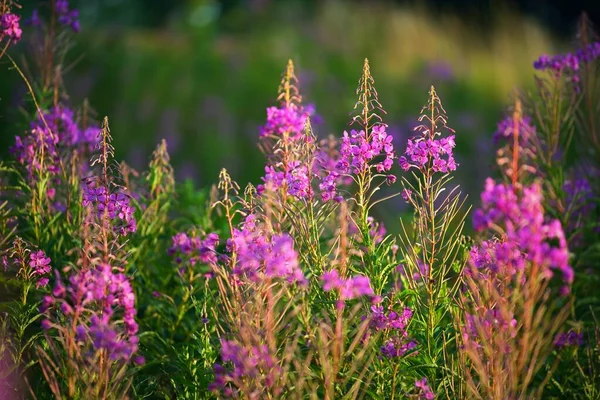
[43,264,140,362]
[321,124,396,201]
[426,60,454,81]
[28,250,52,288]
[210,339,281,397]
[400,131,457,173]
[415,377,435,400]
[41,319,52,330]
[493,115,536,146]
[229,215,306,285]
[321,269,374,300]
[401,188,412,202]
[259,104,314,140]
[471,179,573,288]
[258,161,314,200]
[10,105,100,181]
[82,181,137,236]
[55,0,80,32]
[1,13,22,43]
[563,173,595,247]
[380,337,417,358]
[533,42,600,90]
[369,305,413,334]
[554,330,584,348]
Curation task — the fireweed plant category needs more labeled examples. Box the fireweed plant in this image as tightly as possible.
[1,3,600,399]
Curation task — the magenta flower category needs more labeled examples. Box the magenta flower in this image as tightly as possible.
[227,214,306,285]
[415,377,435,400]
[259,104,314,140]
[472,179,573,289]
[554,330,584,348]
[209,339,281,397]
[369,305,413,332]
[82,181,137,236]
[321,269,374,300]
[380,338,417,358]
[493,115,536,146]
[55,0,81,32]
[320,124,396,201]
[29,250,52,288]
[1,13,22,43]
[42,264,140,362]
[399,133,457,173]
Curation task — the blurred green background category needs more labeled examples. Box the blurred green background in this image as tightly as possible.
[0,0,586,222]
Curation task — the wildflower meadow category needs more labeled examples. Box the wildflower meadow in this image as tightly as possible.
[1,1,599,399]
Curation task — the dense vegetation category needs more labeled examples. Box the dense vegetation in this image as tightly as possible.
[1,1,599,399]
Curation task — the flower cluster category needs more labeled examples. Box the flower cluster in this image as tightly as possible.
[56,0,80,32]
[257,160,313,199]
[313,137,353,200]
[209,339,281,397]
[168,232,219,268]
[321,125,395,201]
[9,246,53,289]
[11,126,60,178]
[369,305,413,332]
[259,104,315,140]
[533,42,600,89]
[1,12,21,43]
[369,305,417,359]
[10,106,100,178]
[33,106,99,148]
[493,114,536,146]
[534,42,600,73]
[82,181,137,236]
[41,264,140,362]
[414,378,435,400]
[554,330,584,348]
[229,214,306,285]
[380,336,417,358]
[25,2,80,31]
[398,129,456,173]
[28,250,52,288]
[472,179,573,290]
[321,269,374,301]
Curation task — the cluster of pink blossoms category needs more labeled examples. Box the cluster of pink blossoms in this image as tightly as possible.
[10,105,100,180]
[368,305,417,359]
[472,179,573,292]
[398,131,456,173]
[228,214,306,285]
[28,250,52,288]
[82,180,137,236]
[257,160,313,200]
[259,104,315,140]
[493,114,536,146]
[321,268,374,301]
[6,247,53,289]
[168,232,219,267]
[321,125,396,201]
[1,12,21,43]
[209,339,281,397]
[41,264,141,363]
[415,378,435,400]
